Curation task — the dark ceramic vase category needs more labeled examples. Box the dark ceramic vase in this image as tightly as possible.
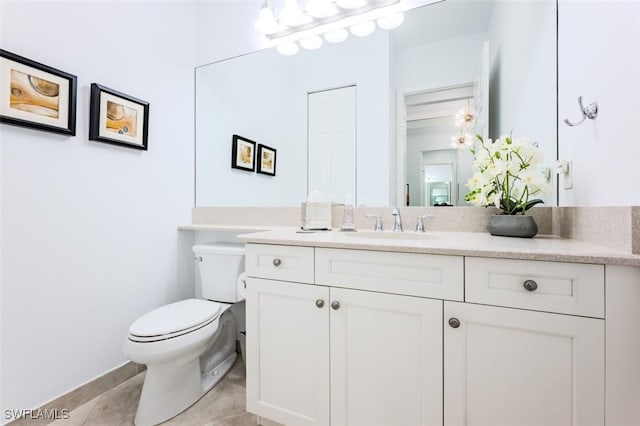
[487,214,538,238]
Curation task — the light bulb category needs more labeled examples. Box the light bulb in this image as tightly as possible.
[350,21,375,37]
[324,28,349,43]
[300,35,323,50]
[306,0,339,18]
[255,1,280,34]
[276,41,300,55]
[336,0,366,10]
[280,0,312,27]
[377,13,404,30]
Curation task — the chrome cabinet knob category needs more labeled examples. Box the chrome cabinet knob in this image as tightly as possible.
[331,301,340,310]
[315,299,324,308]
[448,318,461,329]
[273,258,282,267]
[523,279,538,292]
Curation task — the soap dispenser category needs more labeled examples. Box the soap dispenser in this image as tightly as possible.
[340,194,357,232]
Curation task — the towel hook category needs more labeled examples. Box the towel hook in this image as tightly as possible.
[563,96,598,127]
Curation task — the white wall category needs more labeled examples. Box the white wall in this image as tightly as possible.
[1,0,196,412]
[394,32,487,94]
[0,0,4,412]
[558,0,640,206]
[196,0,270,66]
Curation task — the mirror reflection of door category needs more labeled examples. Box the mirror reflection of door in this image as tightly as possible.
[308,85,357,204]
[405,84,475,206]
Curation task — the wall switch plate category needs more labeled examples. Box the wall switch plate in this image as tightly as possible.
[555,160,573,190]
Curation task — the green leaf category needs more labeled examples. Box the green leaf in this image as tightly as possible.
[523,199,544,211]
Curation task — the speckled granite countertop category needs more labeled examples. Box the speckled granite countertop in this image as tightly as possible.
[237,229,640,267]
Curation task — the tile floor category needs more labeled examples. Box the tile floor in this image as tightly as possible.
[49,358,256,426]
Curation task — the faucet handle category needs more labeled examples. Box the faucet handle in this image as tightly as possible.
[415,214,435,233]
[365,214,383,231]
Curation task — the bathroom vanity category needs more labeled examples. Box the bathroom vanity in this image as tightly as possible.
[238,230,640,426]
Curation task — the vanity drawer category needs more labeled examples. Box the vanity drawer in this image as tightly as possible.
[465,257,604,318]
[245,244,314,284]
[316,248,463,300]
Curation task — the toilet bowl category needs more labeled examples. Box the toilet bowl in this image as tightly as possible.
[124,243,245,426]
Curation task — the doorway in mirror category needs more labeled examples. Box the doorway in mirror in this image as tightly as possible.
[403,84,478,207]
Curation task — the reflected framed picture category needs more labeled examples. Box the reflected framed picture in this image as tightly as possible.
[231,134,256,172]
[0,49,77,136]
[257,144,277,176]
[89,83,149,150]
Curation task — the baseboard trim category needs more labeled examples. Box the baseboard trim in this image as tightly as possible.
[7,361,145,426]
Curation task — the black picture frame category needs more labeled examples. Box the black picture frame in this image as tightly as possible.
[231,134,257,172]
[257,144,277,176]
[89,83,149,150]
[0,49,77,136]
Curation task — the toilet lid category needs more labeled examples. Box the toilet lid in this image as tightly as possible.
[129,299,221,338]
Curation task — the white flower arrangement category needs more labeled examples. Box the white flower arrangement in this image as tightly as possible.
[464,134,550,215]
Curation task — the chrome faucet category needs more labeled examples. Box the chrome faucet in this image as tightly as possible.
[391,207,403,232]
[366,214,384,231]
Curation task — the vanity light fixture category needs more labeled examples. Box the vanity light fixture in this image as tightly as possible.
[377,12,404,29]
[306,0,339,18]
[324,28,349,43]
[256,0,411,55]
[255,0,282,34]
[276,41,300,55]
[350,20,376,37]
[280,0,312,27]
[300,35,324,50]
[336,0,367,9]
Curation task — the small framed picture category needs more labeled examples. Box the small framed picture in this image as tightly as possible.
[0,49,77,136]
[89,83,149,150]
[231,134,256,172]
[257,144,277,176]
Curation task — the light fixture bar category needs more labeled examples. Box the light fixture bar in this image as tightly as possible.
[265,0,400,40]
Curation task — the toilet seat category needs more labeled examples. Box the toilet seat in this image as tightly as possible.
[128,299,221,343]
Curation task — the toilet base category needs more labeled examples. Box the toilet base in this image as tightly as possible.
[133,312,237,426]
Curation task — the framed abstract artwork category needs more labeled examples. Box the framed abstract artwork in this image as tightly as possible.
[89,83,149,150]
[0,49,77,135]
[257,144,277,176]
[231,134,256,172]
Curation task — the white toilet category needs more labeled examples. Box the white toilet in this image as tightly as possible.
[124,243,246,426]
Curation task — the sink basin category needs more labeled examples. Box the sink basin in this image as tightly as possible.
[343,231,430,241]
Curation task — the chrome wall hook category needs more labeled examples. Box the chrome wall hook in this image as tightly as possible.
[563,96,598,127]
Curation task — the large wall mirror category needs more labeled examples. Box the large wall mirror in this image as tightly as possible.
[195,0,557,208]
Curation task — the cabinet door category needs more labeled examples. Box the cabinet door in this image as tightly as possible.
[246,278,330,426]
[444,302,604,426]
[330,288,443,426]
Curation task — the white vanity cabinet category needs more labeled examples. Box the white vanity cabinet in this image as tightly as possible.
[245,243,609,426]
[246,245,450,426]
[443,302,604,425]
[447,257,605,425]
[246,278,330,426]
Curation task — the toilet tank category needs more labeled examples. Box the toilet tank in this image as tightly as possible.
[192,243,245,303]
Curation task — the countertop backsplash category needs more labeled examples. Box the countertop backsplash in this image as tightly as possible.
[191,206,639,255]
